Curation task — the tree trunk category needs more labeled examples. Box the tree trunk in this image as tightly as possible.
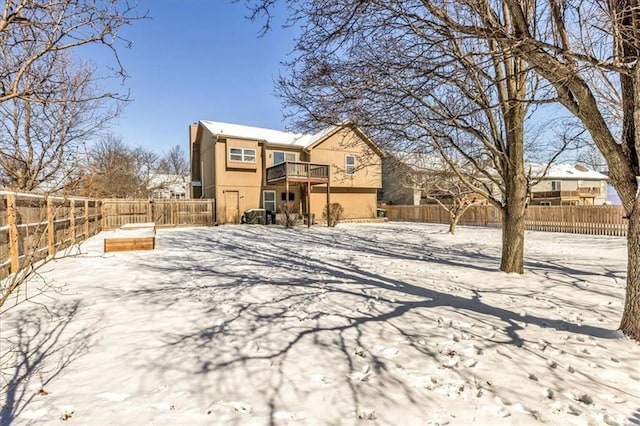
[500,179,527,274]
[448,217,457,234]
[620,205,640,339]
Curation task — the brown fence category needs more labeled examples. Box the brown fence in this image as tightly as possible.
[384,204,628,237]
[0,192,102,279]
[0,194,216,280]
[101,199,216,230]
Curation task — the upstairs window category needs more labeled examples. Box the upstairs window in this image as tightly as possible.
[345,155,356,175]
[551,181,561,191]
[229,147,256,163]
[273,151,296,165]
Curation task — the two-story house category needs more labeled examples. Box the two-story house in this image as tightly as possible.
[529,164,608,206]
[189,120,383,224]
[382,152,608,206]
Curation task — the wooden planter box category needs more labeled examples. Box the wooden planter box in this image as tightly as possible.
[103,223,156,253]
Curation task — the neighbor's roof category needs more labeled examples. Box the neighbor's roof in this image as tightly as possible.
[528,163,608,180]
[388,151,464,171]
[199,120,337,148]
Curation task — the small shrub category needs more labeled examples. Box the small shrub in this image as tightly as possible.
[279,201,300,229]
[323,203,344,227]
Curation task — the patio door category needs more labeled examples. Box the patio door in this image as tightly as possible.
[263,190,276,212]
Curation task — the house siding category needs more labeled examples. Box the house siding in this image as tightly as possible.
[191,121,382,224]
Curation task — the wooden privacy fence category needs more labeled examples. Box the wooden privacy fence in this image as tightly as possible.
[101,199,216,230]
[0,192,102,279]
[0,194,216,280]
[384,204,628,237]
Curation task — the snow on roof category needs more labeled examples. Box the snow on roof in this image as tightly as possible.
[391,153,608,180]
[199,120,336,148]
[528,163,608,180]
[388,151,464,171]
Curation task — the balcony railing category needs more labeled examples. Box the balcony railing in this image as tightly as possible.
[266,161,330,184]
[531,188,601,199]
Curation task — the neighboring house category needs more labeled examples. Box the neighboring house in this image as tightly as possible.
[383,152,608,206]
[529,164,608,206]
[148,174,190,199]
[381,151,430,205]
[382,152,489,206]
[189,120,383,224]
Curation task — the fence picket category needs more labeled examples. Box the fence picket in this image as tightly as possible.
[383,204,628,237]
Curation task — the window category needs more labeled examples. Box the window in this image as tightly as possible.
[345,155,356,174]
[281,192,295,201]
[273,151,296,165]
[551,181,561,191]
[229,147,256,163]
[263,190,276,212]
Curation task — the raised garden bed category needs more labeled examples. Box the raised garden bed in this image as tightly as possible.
[103,223,156,253]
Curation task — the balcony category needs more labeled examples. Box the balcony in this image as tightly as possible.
[531,188,601,200]
[266,161,330,184]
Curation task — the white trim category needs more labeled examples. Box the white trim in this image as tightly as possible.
[263,190,276,212]
[345,154,356,175]
[228,147,256,163]
[273,151,297,165]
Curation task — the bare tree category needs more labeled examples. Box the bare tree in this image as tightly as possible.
[151,145,189,198]
[0,1,144,313]
[0,54,122,192]
[79,135,158,198]
[0,0,144,104]
[385,153,485,234]
[246,1,578,273]
[576,146,607,173]
[157,145,189,176]
[397,0,640,340]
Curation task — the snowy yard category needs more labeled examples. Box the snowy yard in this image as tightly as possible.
[1,222,639,425]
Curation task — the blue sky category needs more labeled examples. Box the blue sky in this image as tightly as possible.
[93,1,297,156]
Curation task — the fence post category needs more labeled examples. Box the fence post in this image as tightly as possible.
[172,201,178,226]
[69,199,76,244]
[7,193,19,274]
[147,199,153,223]
[100,200,106,230]
[84,199,89,238]
[47,198,55,256]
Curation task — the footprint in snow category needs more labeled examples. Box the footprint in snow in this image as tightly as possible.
[96,392,130,402]
[208,400,252,414]
[373,344,399,357]
[349,365,374,382]
[151,402,175,410]
[274,411,306,421]
[309,374,333,386]
[358,408,376,420]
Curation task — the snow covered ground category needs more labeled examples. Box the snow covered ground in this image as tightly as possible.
[1,222,639,425]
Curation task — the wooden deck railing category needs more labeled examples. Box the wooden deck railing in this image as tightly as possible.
[266,161,330,184]
[531,188,601,199]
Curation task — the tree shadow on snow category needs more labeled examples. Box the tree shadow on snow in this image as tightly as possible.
[114,225,625,423]
[0,301,98,426]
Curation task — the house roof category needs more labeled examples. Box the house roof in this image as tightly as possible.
[528,163,608,180]
[199,120,334,148]
[198,120,384,157]
[390,152,608,180]
[387,151,464,172]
